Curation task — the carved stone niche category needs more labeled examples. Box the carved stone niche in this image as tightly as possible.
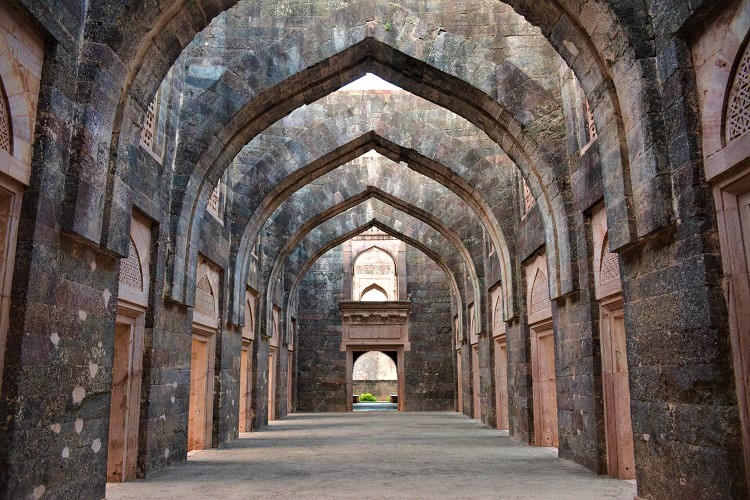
[339,301,411,351]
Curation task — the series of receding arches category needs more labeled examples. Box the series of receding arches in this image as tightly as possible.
[0,0,749,499]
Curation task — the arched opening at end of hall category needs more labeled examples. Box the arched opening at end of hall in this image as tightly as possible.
[351,351,399,411]
[351,244,398,302]
[360,284,388,302]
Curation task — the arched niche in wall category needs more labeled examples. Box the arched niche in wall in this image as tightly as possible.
[352,246,397,301]
[239,287,258,432]
[693,0,750,485]
[189,257,220,452]
[524,252,557,448]
[592,205,635,479]
[491,284,508,431]
[108,212,152,483]
[268,304,281,421]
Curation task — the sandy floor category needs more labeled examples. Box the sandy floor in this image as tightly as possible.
[106,412,637,499]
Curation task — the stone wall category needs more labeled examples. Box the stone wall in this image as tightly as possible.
[404,246,454,411]
[297,247,347,412]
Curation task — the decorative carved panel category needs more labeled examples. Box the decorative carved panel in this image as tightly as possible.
[525,252,552,325]
[523,179,534,214]
[728,41,750,142]
[530,271,551,315]
[140,90,159,150]
[207,184,221,219]
[0,78,10,154]
[118,213,152,308]
[585,96,598,143]
[120,239,143,291]
[354,227,392,241]
[195,276,216,318]
[339,301,411,351]
[592,207,622,300]
[454,314,461,349]
[600,246,621,285]
[271,305,280,347]
[469,302,478,344]
[242,288,257,341]
[491,286,506,339]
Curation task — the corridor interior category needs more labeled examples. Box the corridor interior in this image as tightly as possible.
[0,1,749,499]
[107,412,637,500]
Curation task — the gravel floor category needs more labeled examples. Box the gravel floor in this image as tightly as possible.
[106,412,637,499]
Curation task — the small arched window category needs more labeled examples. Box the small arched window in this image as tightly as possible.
[520,175,534,217]
[361,284,388,301]
[352,247,397,301]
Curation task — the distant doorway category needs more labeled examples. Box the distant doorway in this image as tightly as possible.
[350,350,401,411]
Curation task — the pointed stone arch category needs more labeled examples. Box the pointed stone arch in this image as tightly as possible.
[263,192,481,340]
[227,133,518,329]
[286,220,462,331]
[360,284,388,302]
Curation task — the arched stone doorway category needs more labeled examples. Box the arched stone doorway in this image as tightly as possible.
[352,351,399,410]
